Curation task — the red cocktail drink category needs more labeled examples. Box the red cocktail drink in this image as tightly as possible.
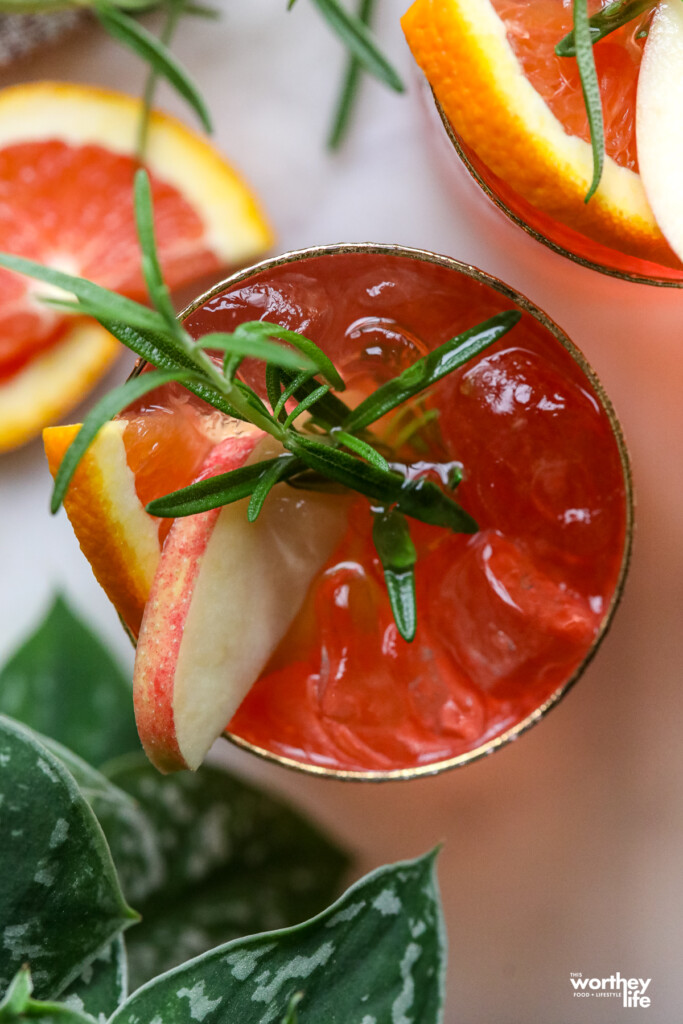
[122,245,631,778]
[403,0,683,285]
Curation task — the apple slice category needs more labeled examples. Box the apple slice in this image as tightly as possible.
[636,0,683,262]
[133,428,349,772]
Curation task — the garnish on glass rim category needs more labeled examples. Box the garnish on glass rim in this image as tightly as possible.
[0,169,519,642]
[557,0,657,201]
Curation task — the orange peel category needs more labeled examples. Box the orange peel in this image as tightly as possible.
[43,419,159,637]
[401,0,677,266]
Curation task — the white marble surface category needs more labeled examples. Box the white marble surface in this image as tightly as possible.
[1,5,682,1022]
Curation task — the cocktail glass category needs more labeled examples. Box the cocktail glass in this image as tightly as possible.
[134,242,633,780]
[402,0,683,286]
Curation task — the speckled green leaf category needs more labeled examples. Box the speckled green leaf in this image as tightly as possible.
[110,851,444,1024]
[0,717,137,1000]
[0,966,97,1024]
[102,755,350,991]
[59,936,128,1020]
[0,597,138,767]
[40,742,165,931]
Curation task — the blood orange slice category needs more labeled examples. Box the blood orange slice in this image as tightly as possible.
[0,81,273,452]
[401,0,681,270]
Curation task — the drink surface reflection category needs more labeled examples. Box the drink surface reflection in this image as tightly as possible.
[159,247,632,776]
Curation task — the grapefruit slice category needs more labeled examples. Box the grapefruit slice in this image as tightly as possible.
[1,321,118,453]
[0,81,273,451]
[636,0,683,263]
[401,0,679,267]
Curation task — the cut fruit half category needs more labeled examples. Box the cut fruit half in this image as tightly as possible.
[133,432,350,773]
[636,0,683,263]
[0,81,273,450]
[401,0,679,268]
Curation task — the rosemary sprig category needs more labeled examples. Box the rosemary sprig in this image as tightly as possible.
[136,0,187,159]
[556,0,654,56]
[93,0,212,136]
[0,169,521,641]
[556,0,656,201]
[307,0,403,94]
[372,509,417,642]
[571,0,606,203]
[292,0,404,147]
[327,0,378,150]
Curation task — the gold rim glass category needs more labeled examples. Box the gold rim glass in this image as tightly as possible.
[435,99,683,288]
[172,243,634,781]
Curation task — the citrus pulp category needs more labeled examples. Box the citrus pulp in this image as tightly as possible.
[0,81,273,451]
[402,0,683,282]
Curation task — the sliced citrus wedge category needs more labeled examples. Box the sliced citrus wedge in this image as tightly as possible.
[1,321,118,453]
[401,0,677,267]
[0,81,273,450]
[636,0,683,263]
[43,419,160,637]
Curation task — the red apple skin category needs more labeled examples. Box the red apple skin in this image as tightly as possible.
[133,425,265,772]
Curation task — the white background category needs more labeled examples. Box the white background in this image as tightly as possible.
[1,3,682,1021]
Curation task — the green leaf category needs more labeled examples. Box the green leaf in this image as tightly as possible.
[59,937,128,1020]
[281,991,303,1024]
[278,369,352,428]
[309,0,404,93]
[572,0,606,202]
[396,475,477,532]
[0,717,137,1000]
[344,311,521,433]
[0,968,33,1018]
[0,1,80,10]
[555,0,653,55]
[199,331,317,374]
[100,322,247,421]
[286,433,403,500]
[101,755,350,991]
[327,0,377,150]
[0,967,98,1024]
[247,456,300,522]
[372,509,418,642]
[40,296,168,339]
[109,850,444,1023]
[283,385,331,428]
[133,169,178,330]
[265,364,283,417]
[229,322,345,390]
[233,381,276,421]
[273,372,313,419]
[145,456,299,517]
[183,2,220,16]
[333,429,389,470]
[93,2,213,133]
[0,253,167,336]
[0,596,138,767]
[136,0,188,160]
[286,434,478,533]
[51,367,198,514]
[41,741,164,924]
